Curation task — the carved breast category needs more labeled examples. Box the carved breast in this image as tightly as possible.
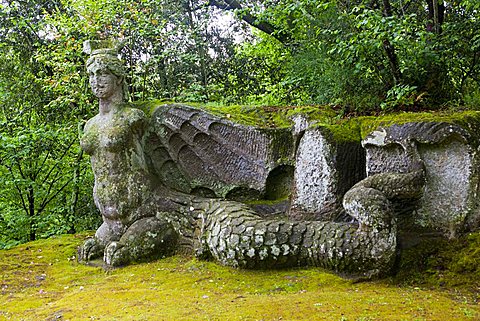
[80,108,145,155]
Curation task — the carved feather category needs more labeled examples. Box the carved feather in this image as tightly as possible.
[146,104,294,199]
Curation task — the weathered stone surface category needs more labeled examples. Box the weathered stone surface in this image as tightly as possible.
[145,104,295,201]
[196,170,405,279]
[289,126,365,221]
[77,41,196,265]
[363,122,479,237]
[104,217,178,266]
[189,123,426,279]
[78,40,476,280]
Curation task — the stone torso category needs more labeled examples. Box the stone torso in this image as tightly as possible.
[80,106,150,223]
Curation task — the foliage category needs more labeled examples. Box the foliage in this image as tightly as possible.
[0,124,96,247]
[0,0,99,247]
[220,31,309,105]
[0,0,479,247]
[0,0,248,246]
[223,0,480,112]
[43,0,245,103]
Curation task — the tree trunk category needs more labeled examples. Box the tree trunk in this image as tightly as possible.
[68,148,84,234]
[426,0,444,33]
[28,185,35,241]
[154,45,169,97]
[381,0,402,85]
[186,0,209,100]
[433,0,440,33]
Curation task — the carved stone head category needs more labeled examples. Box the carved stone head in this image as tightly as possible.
[83,40,127,101]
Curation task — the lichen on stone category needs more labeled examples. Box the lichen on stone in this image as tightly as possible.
[77,40,480,280]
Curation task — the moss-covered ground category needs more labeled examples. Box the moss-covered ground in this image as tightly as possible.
[1,232,479,321]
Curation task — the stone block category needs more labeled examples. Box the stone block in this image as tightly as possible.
[289,126,365,221]
[363,122,480,237]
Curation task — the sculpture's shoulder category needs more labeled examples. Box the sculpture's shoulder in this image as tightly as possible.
[119,106,147,128]
[124,106,146,119]
[83,114,100,132]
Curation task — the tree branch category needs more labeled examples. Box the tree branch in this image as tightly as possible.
[37,177,74,215]
[208,0,290,44]
[33,149,51,180]
[38,169,62,212]
[40,138,76,185]
[5,164,28,215]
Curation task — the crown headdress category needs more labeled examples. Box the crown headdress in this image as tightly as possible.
[83,39,124,56]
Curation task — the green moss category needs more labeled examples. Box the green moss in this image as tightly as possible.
[314,109,480,144]
[358,110,480,140]
[143,103,480,147]
[138,101,480,144]
[245,198,289,206]
[283,105,338,125]
[148,102,340,129]
[449,233,480,275]
[318,119,363,143]
[202,104,277,127]
[1,233,479,320]
[130,99,175,116]
[393,232,480,302]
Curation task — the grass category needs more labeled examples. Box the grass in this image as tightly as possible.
[0,233,479,320]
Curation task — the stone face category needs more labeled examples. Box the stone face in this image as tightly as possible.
[289,127,365,221]
[363,122,479,237]
[145,104,295,201]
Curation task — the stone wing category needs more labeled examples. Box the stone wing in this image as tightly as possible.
[145,104,294,200]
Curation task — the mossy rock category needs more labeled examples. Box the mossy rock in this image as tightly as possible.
[138,101,480,144]
[394,232,480,300]
[358,110,480,143]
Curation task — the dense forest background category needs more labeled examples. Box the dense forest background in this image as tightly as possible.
[0,0,478,248]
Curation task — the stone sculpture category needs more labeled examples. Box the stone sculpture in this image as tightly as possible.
[363,122,478,238]
[289,126,365,221]
[146,104,295,201]
[78,40,184,266]
[78,40,478,279]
